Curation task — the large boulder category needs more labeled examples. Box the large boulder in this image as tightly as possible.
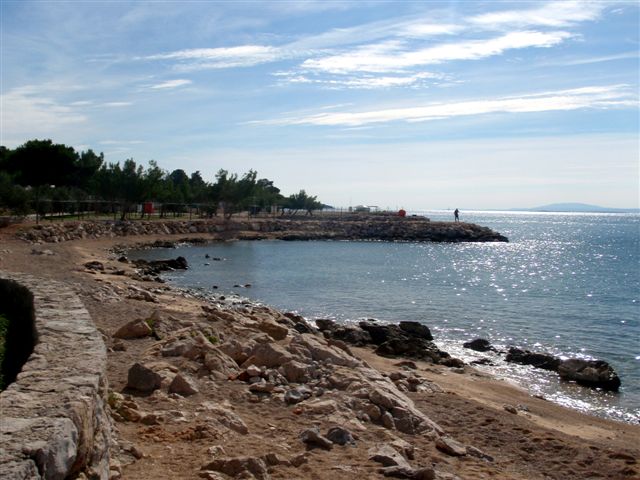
[219,339,256,365]
[146,310,183,339]
[375,337,448,363]
[358,321,448,362]
[367,380,443,435]
[398,321,432,340]
[290,334,360,367]
[316,319,372,345]
[201,457,268,480]
[280,360,317,384]
[300,428,333,450]
[557,359,621,391]
[150,256,188,270]
[359,322,405,345]
[462,338,495,352]
[329,325,373,346]
[368,444,411,468]
[326,426,355,446]
[242,343,293,369]
[505,348,560,371]
[206,406,249,434]
[113,319,152,339]
[257,320,288,341]
[435,436,467,457]
[315,319,337,331]
[133,256,188,275]
[127,363,162,392]
[161,340,190,357]
[169,373,199,396]
[203,347,240,377]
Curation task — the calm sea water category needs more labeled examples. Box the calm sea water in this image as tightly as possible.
[129,211,640,423]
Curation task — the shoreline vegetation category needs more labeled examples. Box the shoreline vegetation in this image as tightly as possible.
[0,139,323,222]
[1,218,639,479]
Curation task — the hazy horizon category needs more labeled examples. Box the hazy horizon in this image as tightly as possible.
[2,1,638,210]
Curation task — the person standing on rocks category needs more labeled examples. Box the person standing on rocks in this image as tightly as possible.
[454,209,460,222]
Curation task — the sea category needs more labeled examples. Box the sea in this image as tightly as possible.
[128,210,640,424]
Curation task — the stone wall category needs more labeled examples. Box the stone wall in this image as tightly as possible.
[0,272,111,479]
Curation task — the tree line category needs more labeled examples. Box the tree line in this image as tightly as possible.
[0,139,324,220]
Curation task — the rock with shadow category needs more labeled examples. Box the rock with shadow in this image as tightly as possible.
[463,338,496,353]
[557,358,621,392]
[132,256,188,275]
[316,318,458,364]
[505,348,560,371]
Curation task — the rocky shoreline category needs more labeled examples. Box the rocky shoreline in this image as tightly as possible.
[101,250,624,395]
[1,224,638,480]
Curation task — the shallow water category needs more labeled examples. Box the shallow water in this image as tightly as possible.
[129,211,640,423]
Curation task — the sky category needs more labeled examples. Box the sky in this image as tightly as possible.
[1,0,639,210]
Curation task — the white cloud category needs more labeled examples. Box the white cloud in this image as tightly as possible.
[0,86,87,146]
[149,79,192,89]
[287,16,465,53]
[102,102,132,107]
[144,45,283,70]
[136,2,600,85]
[557,51,639,66]
[401,23,463,37]
[99,140,146,145]
[469,0,605,28]
[301,31,572,74]
[252,85,636,127]
[277,71,442,89]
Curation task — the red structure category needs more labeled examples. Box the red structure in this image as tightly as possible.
[143,202,154,215]
[398,209,406,217]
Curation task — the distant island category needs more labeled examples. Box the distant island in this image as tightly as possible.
[515,203,639,214]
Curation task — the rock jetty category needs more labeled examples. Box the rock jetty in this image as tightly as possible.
[16,215,508,244]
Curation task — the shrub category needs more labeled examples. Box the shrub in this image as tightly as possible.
[0,313,9,390]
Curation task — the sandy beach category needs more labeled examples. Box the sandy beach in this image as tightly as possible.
[1,222,638,480]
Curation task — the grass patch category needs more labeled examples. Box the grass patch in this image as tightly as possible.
[144,317,156,330]
[0,313,9,390]
[144,317,161,340]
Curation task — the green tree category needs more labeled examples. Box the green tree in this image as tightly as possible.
[118,159,145,220]
[92,162,122,216]
[253,178,283,213]
[285,190,322,216]
[75,149,104,190]
[0,172,30,215]
[4,139,79,187]
[189,171,208,204]
[216,170,257,218]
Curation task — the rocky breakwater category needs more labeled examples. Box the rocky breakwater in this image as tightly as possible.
[0,272,111,479]
[259,215,509,243]
[16,215,508,244]
[106,295,493,479]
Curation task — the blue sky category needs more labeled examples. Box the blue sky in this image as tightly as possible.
[1,0,638,209]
